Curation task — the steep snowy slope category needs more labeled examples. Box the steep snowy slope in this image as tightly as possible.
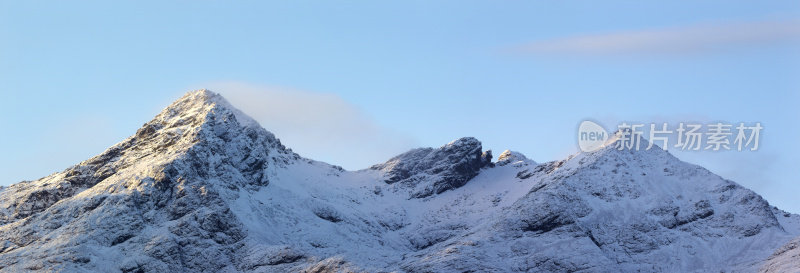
[0,90,796,272]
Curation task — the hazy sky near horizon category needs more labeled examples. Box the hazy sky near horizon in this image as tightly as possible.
[1,1,799,212]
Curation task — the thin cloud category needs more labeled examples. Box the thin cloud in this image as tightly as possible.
[207,82,418,170]
[513,19,800,56]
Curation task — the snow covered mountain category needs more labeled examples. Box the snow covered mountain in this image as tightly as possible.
[0,90,797,272]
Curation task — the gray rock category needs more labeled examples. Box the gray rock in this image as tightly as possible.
[371,137,492,198]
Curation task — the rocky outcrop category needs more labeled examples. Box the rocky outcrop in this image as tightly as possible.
[370,137,492,198]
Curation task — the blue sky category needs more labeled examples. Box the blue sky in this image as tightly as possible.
[1,1,799,212]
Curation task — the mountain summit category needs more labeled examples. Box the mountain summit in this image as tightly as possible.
[0,90,299,271]
[0,90,797,272]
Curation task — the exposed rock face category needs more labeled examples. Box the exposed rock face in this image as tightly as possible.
[370,137,492,198]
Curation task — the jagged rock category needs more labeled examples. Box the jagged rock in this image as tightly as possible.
[370,137,492,198]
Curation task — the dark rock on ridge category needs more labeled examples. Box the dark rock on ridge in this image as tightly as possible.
[370,137,492,198]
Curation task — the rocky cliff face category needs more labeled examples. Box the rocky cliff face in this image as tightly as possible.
[0,90,797,272]
[370,137,492,198]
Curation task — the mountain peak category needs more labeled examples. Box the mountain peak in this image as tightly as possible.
[124,89,280,165]
[126,89,291,173]
[0,89,297,244]
[152,89,261,130]
[496,150,532,166]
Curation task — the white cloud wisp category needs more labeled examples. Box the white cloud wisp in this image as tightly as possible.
[208,82,419,170]
[514,19,800,56]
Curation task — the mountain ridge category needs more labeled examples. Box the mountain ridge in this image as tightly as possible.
[0,89,797,272]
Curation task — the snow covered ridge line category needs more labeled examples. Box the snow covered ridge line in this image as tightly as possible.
[0,89,798,272]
